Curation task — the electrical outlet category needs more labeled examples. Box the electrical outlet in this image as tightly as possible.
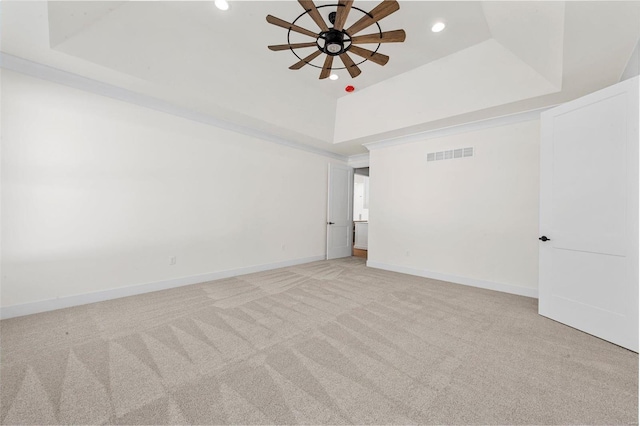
[405,250,410,257]
[170,256,177,265]
[281,244,286,251]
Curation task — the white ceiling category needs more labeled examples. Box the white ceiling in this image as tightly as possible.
[2,1,640,156]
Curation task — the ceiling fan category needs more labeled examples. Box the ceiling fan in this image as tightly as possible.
[266,0,406,79]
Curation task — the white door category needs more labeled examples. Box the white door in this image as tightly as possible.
[327,164,353,259]
[539,76,639,352]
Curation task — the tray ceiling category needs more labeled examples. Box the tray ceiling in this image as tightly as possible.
[2,1,639,155]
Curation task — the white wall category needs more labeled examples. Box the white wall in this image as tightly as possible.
[368,120,540,296]
[1,70,338,310]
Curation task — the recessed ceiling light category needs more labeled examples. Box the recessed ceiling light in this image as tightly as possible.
[329,74,339,81]
[431,22,446,33]
[215,0,229,11]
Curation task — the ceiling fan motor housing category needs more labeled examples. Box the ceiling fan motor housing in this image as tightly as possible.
[328,11,337,25]
[322,30,346,55]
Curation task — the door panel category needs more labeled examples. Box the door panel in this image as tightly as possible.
[539,76,638,352]
[552,94,628,256]
[329,226,350,252]
[327,164,353,259]
[551,249,627,315]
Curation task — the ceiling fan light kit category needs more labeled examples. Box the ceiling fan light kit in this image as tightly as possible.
[267,0,406,80]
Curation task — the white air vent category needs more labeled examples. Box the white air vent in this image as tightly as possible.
[427,147,474,163]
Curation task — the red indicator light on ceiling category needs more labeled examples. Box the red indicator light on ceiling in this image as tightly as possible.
[345,85,355,93]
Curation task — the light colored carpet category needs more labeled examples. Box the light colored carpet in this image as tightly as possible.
[0,257,637,425]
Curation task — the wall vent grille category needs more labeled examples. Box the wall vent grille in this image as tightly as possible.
[427,147,474,162]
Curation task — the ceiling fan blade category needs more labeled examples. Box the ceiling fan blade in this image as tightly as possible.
[319,55,334,79]
[268,42,318,51]
[339,53,362,78]
[346,0,400,36]
[348,45,389,66]
[351,29,406,44]
[267,15,319,38]
[298,0,329,32]
[289,50,323,70]
[333,0,354,31]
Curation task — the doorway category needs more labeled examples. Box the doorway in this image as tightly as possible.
[353,167,369,259]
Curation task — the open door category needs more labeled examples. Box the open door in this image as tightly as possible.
[327,164,353,259]
[539,76,639,352]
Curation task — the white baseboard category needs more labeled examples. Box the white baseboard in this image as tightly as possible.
[0,255,325,320]
[366,261,538,299]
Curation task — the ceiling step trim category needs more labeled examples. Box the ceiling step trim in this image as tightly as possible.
[363,105,556,151]
[0,53,348,162]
